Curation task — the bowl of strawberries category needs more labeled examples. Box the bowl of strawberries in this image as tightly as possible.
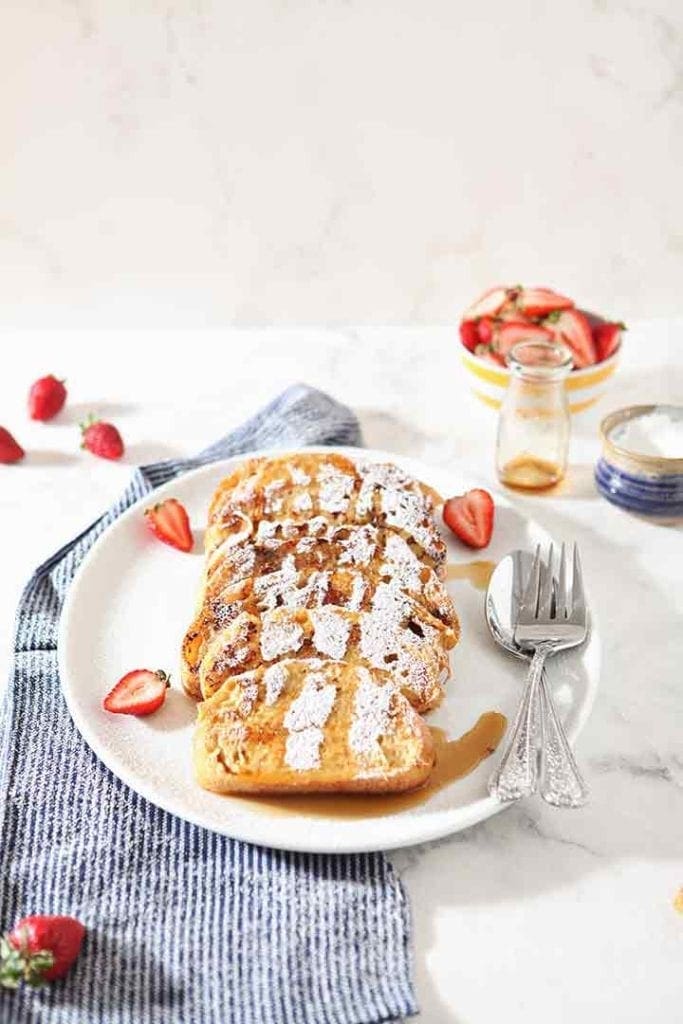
[459,285,624,414]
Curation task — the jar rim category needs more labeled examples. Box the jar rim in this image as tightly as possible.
[507,340,573,379]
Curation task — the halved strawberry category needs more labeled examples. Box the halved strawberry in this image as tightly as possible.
[545,308,596,368]
[463,286,511,321]
[459,320,480,353]
[144,498,193,552]
[103,669,170,716]
[593,321,625,362]
[516,287,574,318]
[474,344,506,367]
[443,489,495,550]
[476,316,495,344]
[496,321,553,359]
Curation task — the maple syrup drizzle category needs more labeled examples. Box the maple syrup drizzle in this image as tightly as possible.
[446,560,496,590]
[238,711,507,819]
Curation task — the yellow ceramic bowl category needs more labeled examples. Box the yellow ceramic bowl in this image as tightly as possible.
[460,346,621,414]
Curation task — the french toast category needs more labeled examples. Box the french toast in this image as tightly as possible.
[181,532,459,701]
[193,659,435,795]
[185,452,459,796]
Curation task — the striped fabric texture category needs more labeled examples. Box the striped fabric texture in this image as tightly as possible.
[0,385,418,1024]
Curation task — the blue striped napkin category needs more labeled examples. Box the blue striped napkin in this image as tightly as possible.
[0,385,418,1024]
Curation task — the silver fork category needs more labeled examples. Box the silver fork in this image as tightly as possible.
[488,544,589,806]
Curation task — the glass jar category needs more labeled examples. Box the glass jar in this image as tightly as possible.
[496,340,573,490]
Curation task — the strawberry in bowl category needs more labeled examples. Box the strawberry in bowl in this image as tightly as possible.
[459,285,625,413]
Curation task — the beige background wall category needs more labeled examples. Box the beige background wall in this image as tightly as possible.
[2,0,682,327]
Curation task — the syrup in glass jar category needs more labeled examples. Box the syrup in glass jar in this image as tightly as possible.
[496,340,573,491]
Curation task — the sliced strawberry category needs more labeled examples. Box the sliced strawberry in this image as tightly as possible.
[443,489,495,550]
[144,498,193,552]
[593,321,625,362]
[516,287,574,318]
[103,669,170,716]
[474,344,506,367]
[459,320,480,353]
[477,316,495,344]
[496,321,553,359]
[463,286,511,321]
[545,308,596,368]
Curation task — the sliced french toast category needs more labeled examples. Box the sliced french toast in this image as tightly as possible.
[204,453,446,573]
[193,659,435,795]
[197,600,450,712]
[185,452,459,797]
[181,537,459,700]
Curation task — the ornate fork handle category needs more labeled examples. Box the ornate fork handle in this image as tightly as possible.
[538,673,589,807]
[488,643,551,802]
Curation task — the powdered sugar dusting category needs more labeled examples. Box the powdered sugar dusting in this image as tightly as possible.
[317,465,355,514]
[292,491,313,513]
[311,608,352,660]
[337,525,377,566]
[263,663,289,705]
[260,616,304,662]
[283,673,337,771]
[237,679,259,717]
[348,670,394,761]
[289,466,311,486]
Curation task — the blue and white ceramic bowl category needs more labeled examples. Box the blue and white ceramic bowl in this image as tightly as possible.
[596,404,683,518]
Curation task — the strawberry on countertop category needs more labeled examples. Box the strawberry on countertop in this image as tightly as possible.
[0,427,24,464]
[443,489,495,550]
[28,375,67,421]
[103,669,171,716]
[1,915,85,988]
[81,417,124,460]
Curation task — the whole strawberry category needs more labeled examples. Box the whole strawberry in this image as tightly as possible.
[80,416,124,460]
[28,375,67,421]
[0,427,24,464]
[0,915,85,988]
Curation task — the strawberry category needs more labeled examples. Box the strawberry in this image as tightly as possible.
[80,416,124,460]
[476,316,495,344]
[463,285,512,321]
[144,498,194,552]
[474,344,506,367]
[103,669,170,716]
[28,375,67,421]
[593,321,625,362]
[496,321,553,359]
[459,320,480,353]
[443,489,495,550]
[545,308,597,368]
[516,287,574,318]
[0,427,24,464]
[1,915,85,988]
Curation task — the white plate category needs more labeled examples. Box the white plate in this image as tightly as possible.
[59,447,599,853]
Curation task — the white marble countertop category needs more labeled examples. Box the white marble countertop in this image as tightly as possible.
[1,325,682,1021]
